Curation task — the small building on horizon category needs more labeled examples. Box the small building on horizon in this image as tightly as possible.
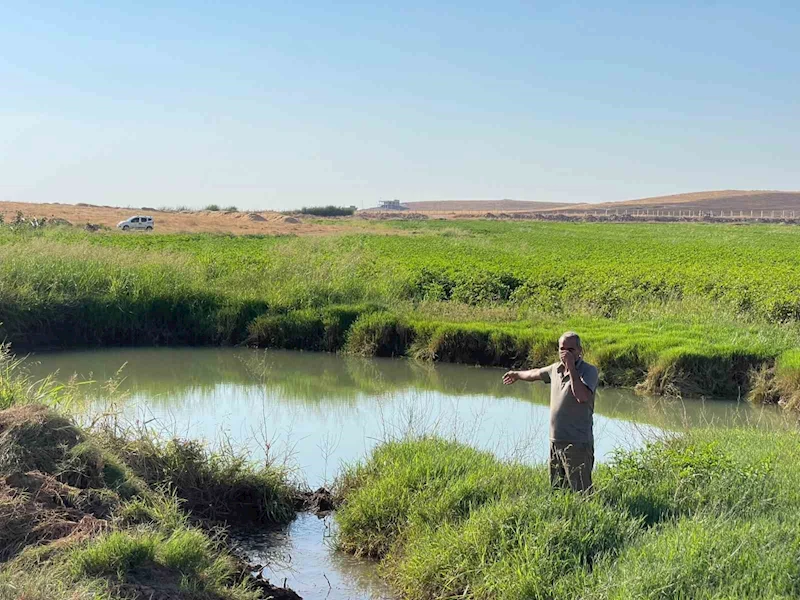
[378,199,407,210]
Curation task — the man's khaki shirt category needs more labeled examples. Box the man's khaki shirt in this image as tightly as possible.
[540,359,599,443]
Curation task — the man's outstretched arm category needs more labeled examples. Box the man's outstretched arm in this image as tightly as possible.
[503,367,547,384]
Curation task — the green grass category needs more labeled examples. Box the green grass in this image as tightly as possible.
[583,513,800,599]
[3,221,800,402]
[70,530,158,577]
[335,428,800,599]
[6,524,258,600]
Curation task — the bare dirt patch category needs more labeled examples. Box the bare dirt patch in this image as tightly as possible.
[0,201,353,235]
[0,471,110,561]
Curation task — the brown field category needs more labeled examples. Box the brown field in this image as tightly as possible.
[401,199,571,211]
[545,190,800,213]
[0,202,352,235]
[5,190,800,234]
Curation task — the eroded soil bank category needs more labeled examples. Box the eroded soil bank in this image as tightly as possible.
[0,401,304,600]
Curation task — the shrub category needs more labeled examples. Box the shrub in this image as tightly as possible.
[345,312,413,357]
[300,205,355,217]
[246,310,326,350]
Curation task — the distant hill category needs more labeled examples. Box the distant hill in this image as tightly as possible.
[367,191,800,214]
[381,200,572,212]
[549,190,800,213]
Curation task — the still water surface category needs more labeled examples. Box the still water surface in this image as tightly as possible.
[27,348,782,600]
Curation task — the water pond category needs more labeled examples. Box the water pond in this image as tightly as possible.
[27,348,783,600]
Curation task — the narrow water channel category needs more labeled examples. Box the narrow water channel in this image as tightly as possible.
[26,348,784,600]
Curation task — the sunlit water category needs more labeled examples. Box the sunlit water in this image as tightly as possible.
[27,348,784,600]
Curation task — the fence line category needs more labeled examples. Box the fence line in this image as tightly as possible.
[386,208,798,219]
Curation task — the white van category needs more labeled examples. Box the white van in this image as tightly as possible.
[117,216,154,231]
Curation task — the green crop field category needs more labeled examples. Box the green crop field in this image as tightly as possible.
[2,220,800,405]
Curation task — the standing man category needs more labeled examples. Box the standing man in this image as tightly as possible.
[502,331,598,492]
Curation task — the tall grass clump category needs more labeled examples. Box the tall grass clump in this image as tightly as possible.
[345,312,413,357]
[246,304,380,351]
[57,525,251,599]
[335,438,549,558]
[335,426,800,599]
[110,433,296,524]
[774,348,800,409]
[392,494,638,600]
[70,530,158,577]
[595,429,783,525]
[409,321,546,366]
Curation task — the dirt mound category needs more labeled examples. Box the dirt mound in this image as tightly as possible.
[0,404,133,502]
[294,486,335,516]
[0,406,121,561]
[247,213,267,222]
[121,563,196,600]
[282,216,301,224]
[247,569,303,600]
[0,471,110,561]
[0,405,85,475]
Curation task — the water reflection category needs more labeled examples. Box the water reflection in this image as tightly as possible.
[233,514,394,600]
[26,348,786,487]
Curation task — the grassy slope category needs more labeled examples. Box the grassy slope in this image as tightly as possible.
[2,222,800,403]
[0,346,297,600]
[334,428,800,599]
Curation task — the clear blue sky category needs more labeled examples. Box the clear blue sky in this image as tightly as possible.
[2,1,799,210]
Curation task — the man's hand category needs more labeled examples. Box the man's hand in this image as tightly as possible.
[502,370,519,385]
[560,350,576,371]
